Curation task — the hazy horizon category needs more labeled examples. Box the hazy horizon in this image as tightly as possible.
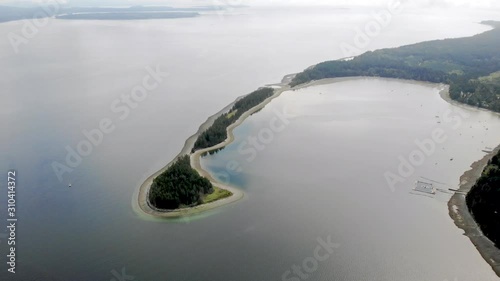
[1,0,500,9]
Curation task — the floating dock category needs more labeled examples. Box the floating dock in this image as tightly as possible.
[414,181,436,194]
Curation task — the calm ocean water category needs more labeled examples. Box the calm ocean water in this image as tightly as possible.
[0,6,499,281]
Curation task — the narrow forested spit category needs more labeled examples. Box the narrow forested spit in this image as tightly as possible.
[149,88,274,209]
[192,87,274,152]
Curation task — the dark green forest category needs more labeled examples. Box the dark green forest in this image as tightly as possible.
[291,21,500,112]
[151,88,273,210]
[192,87,274,152]
[467,152,500,247]
[149,155,213,209]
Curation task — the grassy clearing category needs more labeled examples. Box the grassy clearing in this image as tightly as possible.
[479,71,500,86]
[202,187,232,204]
[226,109,238,119]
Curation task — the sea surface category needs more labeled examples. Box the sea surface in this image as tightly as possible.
[1,5,500,281]
[202,78,500,281]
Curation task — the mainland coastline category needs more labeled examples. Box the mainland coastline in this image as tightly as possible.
[436,85,500,277]
[441,82,500,276]
[448,144,500,277]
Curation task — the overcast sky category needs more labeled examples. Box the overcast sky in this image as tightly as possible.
[1,0,500,9]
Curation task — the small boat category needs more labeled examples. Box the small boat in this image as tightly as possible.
[68,183,72,187]
[482,147,493,153]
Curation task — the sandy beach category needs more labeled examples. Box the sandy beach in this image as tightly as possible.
[447,145,500,277]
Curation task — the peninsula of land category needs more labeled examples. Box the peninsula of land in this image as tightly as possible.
[135,20,500,277]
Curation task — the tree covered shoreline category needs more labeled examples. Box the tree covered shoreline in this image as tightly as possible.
[192,87,274,152]
[466,151,500,247]
[149,155,213,210]
[290,21,500,112]
[150,87,274,210]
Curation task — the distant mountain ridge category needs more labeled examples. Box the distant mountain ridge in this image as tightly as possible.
[291,20,500,113]
[0,5,217,22]
[0,5,55,23]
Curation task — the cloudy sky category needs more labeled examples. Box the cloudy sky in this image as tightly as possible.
[1,0,500,9]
